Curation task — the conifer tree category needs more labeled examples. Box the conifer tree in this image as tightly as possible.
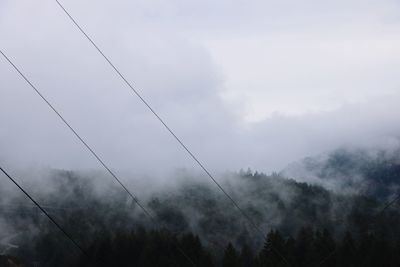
[222,243,240,267]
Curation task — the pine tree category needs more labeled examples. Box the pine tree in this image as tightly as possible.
[240,243,254,267]
[259,230,286,267]
[337,231,356,267]
[294,227,315,267]
[222,243,240,267]
[314,229,336,267]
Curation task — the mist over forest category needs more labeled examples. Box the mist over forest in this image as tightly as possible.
[1,146,400,266]
[2,0,400,266]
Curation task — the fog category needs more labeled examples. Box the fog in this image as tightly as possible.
[1,0,400,178]
[0,168,361,254]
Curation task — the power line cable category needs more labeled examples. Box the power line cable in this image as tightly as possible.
[374,194,400,218]
[0,166,88,258]
[0,50,151,220]
[0,50,196,267]
[53,1,291,265]
[54,0,257,231]
[57,0,273,244]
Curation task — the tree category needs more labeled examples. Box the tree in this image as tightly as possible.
[222,243,240,267]
[337,231,356,267]
[259,230,286,267]
[314,229,336,267]
[294,227,315,267]
[240,243,254,267]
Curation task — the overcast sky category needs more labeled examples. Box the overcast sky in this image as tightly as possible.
[1,0,400,178]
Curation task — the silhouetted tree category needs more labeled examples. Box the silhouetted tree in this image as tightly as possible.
[259,230,286,267]
[337,231,356,267]
[294,227,315,267]
[240,243,254,267]
[222,243,240,267]
[314,229,336,267]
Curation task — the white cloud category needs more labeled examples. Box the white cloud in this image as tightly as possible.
[1,0,400,178]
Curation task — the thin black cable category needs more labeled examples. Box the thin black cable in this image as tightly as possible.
[0,50,197,267]
[56,0,273,243]
[54,1,292,265]
[374,193,400,218]
[315,193,400,267]
[54,0,256,229]
[0,49,152,218]
[0,166,88,257]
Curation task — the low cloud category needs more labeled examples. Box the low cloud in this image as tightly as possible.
[1,0,400,178]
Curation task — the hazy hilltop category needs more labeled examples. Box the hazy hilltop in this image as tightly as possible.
[282,147,400,199]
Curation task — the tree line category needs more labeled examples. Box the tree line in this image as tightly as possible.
[77,226,400,267]
[1,169,399,266]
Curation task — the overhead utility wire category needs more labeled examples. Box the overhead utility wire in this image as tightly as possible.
[54,0,258,239]
[0,166,88,258]
[374,193,400,218]
[0,50,150,220]
[54,1,291,266]
[0,50,196,267]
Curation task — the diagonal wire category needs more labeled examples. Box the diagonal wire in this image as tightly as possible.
[374,194,400,218]
[53,3,292,264]
[0,50,150,220]
[54,0,260,232]
[315,192,400,267]
[0,50,197,267]
[0,166,88,258]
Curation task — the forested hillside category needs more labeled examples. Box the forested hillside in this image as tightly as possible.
[283,147,400,198]
[0,162,399,266]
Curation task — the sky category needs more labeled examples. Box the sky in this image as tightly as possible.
[1,0,400,178]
